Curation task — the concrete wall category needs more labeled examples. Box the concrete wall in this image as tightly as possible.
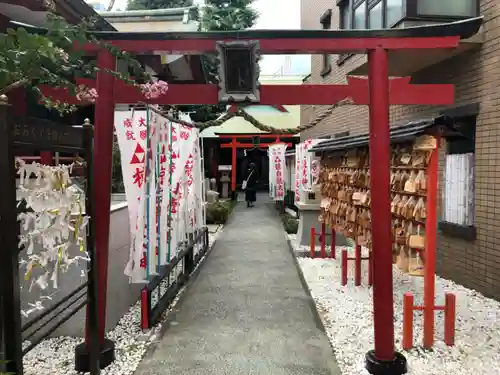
[300,0,500,299]
[20,203,141,340]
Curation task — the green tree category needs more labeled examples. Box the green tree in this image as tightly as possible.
[127,0,192,11]
[179,0,258,122]
[201,0,258,31]
[0,2,168,190]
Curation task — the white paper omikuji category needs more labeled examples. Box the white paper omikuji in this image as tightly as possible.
[22,230,221,375]
[16,158,91,317]
[289,235,500,375]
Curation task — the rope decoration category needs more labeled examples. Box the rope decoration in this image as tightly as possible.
[136,97,353,135]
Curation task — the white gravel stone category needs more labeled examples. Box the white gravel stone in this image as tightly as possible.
[22,229,222,375]
[289,234,500,375]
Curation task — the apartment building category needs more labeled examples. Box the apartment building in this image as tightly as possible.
[301,0,500,299]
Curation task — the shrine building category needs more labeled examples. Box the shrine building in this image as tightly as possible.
[201,75,302,193]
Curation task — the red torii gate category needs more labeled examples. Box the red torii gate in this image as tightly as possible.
[219,134,293,191]
[38,17,481,374]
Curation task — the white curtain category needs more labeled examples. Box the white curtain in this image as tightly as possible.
[443,153,474,226]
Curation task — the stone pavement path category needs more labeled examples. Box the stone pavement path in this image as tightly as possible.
[134,197,342,375]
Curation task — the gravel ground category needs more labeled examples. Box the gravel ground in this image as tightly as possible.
[288,234,500,375]
[22,229,222,375]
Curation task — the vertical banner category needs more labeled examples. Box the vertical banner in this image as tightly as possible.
[295,143,302,203]
[269,143,287,201]
[129,109,160,281]
[268,148,276,200]
[304,139,321,190]
[162,123,198,263]
[114,110,148,241]
[294,138,321,203]
[116,107,205,283]
[115,110,149,282]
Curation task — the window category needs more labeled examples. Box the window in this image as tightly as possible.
[339,1,351,29]
[417,0,477,18]
[368,2,383,29]
[353,1,366,29]
[386,0,403,26]
[335,0,479,67]
[337,0,478,36]
[442,118,476,228]
[320,9,332,76]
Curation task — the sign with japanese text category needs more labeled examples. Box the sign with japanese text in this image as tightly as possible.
[295,139,321,203]
[12,118,84,151]
[268,143,287,201]
[114,110,149,241]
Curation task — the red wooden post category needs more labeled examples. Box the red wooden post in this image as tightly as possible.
[367,47,395,361]
[76,49,117,372]
[330,228,336,259]
[444,293,456,346]
[90,50,116,345]
[40,152,54,165]
[231,138,237,191]
[341,249,348,286]
[402,293,414,350]
[140,289,149,331]
[354,244,362,286]
[320,223,326,258]
[310,227,316,258]
[423,141,439,348]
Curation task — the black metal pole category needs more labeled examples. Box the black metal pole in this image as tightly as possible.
[83,120,101,375]
[0,95,24,374]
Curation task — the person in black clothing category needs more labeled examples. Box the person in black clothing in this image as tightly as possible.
[244,162,259,207]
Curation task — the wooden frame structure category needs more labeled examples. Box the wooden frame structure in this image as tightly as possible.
[0,97,101,375]
[311,117,462,350]
[15,16,483,374]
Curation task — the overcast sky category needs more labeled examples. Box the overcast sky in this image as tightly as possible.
[105,0,310,76]
[251,0,310,76]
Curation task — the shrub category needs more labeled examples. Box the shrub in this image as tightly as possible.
[206,200,234,224]
[281,214,299,234]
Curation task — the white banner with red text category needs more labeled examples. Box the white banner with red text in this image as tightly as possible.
[114,108,204,283]
[294,138,321,203]
[268,143,287,201]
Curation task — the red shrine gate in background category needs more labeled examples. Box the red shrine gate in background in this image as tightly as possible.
[38,17,481,374]
[220,134,293,191]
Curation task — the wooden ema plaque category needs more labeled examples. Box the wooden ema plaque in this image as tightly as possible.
[318,135,436,277]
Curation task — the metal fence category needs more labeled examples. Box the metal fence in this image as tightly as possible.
[140,227,209,330]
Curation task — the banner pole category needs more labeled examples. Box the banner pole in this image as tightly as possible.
[167,120,173,263]
[155,111,161,273]
[145,109,151,279]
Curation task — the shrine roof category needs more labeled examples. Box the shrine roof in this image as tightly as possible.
[309,116,463,153]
